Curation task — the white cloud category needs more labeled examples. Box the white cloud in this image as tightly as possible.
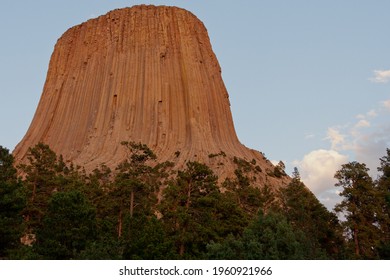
[304,133,315,139]
[296,98,390,210]
[326,127,345,150]
[317,189,343,211]
[370,70,390,83]
[296,149,348,195]
[356,114,365,119]
[367,110,378,118]
[324,102,390,177]
[382,100,390,111]
[352,124,390,176]
[356,110,377,120]
[355,119,370,128]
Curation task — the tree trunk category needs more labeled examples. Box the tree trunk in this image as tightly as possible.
[354,226,360,257]
[25,181,38,225]
[185,181,192,208]
[118,209,123,238]
[179,242,185,256]
[130,191,134,218]
[32,180,37,202]
[179,228,186,257]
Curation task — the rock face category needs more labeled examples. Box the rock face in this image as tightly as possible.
[14,5,287,187]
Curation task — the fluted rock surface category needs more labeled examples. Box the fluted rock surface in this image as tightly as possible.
[14,5,287,187]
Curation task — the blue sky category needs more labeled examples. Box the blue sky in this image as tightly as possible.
[1,0,389,209]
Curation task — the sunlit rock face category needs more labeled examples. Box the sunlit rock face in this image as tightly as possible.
[14,5,288,188]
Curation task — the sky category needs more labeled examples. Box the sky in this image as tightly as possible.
[1,0,390,210]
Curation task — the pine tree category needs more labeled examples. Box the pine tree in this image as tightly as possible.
[292,167,301,181]
[113,142,160,238]
[160,161,221,258]
[280,175,344,258]
[224,158,276,218]
[206,211,314,260]
[334,161,381,259]
[34,190,97,259]
[18,143,61,232]
[0,146,26,258]
[121,215,177,260]
[376,149,390,258]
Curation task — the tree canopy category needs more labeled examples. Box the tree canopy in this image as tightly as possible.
[1,142,389,260]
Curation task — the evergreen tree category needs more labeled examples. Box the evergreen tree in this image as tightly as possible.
[113,142,161,238]
[376,149,390,258]
[280,175,344,258]
[160,161,222,258]
[121,215,177,259]
[79,165,124,259]
[223,171,263,217]
[224,158,276,218]
[0,146,26,258]
[34,190,97,259]
[273,161,287,178]
[86,165,114,224]
[18,143,62,232]
[206,211,316,259]
[292,167,301,181]
[334,161,381,259]
[212,190,249,240]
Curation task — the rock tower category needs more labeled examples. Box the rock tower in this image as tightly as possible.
[14,5,287,187]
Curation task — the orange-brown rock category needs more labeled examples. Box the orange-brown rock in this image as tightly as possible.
[14,5,288,188]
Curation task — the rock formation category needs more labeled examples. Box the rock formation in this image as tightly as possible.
[13,5,288,188]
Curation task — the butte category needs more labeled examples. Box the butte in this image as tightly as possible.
[13,5,289,189]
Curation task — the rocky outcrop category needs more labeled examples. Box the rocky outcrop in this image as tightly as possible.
[14,5,288,188]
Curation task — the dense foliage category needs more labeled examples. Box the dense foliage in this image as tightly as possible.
[333,151,390,259]
[0,143,389,259]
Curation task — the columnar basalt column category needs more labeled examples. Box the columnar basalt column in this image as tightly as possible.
[14,5,288,188]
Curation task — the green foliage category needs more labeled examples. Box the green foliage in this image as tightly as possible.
[334,161,382,259]
[120,141,157,163]
[233,157,252,173]
[7,142,390,260]
[0,146,18,182]
[273,161,287,178]
[292,167,301,181]
[224,162,275,218]
[223,175,261,217]
[160,161,221,258]
[280,177,344,259]
[208,151,226,158]
[18,143,66,231]
[121,215,177,259]
[213,192,249,239]
[376,149,390,259]
[79,236,124,260]
[160,161,251,258]
[113,141,168,239]
[34,190,97,259]
[115,142,159,211]
[206,211,319,259]
[0,146,26,258]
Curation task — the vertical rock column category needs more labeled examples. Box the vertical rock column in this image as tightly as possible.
[14,5,283,187]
